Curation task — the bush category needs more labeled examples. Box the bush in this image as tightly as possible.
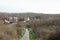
[28,19,60,40]
[0,21,25,40]
[0,25,17,40]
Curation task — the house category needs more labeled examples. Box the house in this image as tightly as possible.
[19,17,30,22]
[24,17,30,22]
[4,18,10,24]
[13,17,18,22]
[9,17,13,23]
[3,16,18,24]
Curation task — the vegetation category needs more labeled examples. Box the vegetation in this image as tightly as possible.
[0,12,60,40]
[17,28,26,40]
[29,31,34,40]
[29,28,34,40]
[28,19,60,40]
[0,20,17,40]
[0,20,26,40]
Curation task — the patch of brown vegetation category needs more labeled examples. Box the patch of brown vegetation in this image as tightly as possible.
[0,21,25,40]
[28,19,60,40]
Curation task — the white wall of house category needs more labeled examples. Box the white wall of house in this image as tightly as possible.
[9,17,13,22]
[4,19,10,23]
[14,17,18,22]
[23,17,30,22]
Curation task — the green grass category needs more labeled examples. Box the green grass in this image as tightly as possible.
[29,29,34,40]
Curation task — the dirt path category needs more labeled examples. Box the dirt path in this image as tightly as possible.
[20,29,29,40]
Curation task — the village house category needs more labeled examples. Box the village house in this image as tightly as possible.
[19,17,30,22]
[4,16,30,23]
[4,16,18,23]
[14,17,18,23]
[4,18,10,24]
[9,17,13,23]
[24,17,30,22]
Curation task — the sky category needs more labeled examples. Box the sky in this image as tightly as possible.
[0,0,60,14]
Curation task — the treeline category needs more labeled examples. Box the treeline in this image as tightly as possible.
[0,12,60,19]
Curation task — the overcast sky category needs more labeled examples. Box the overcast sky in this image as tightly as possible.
[0,0,60,14]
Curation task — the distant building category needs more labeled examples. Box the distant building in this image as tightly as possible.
[24,17,30,22]
[4,16,30,23]
[4,18,10,24]
[19,17,30,22]
[3,16,18,24]
[13,17,18,22]
[9,17,13,23]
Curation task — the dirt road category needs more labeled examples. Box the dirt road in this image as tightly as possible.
[20,29,29,40]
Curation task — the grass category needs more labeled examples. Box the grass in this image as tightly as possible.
[29,32,34,40]
[29,28,34,40]
[17,28,26,40]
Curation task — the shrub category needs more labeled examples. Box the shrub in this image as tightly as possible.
[28,19,60,40]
